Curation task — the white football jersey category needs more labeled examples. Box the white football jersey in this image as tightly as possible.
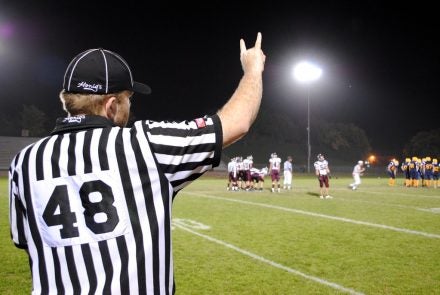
[228,160,237,173]
[314,160,329,175]
[243,158,252,170]
[269,157,282,170]
[353,164,363,174]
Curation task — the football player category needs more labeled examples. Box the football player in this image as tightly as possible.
[387,159,399,186]
[314,153,332,199]
[424,157,434,187]
[401,158,411,187]
[432,158,439,188]
[269,152,282,192]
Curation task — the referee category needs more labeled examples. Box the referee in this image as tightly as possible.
[9,33,265,294]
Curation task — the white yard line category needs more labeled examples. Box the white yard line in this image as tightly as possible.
[290,186,440,211]
[175,223,365,295]
[321,187,440,212]
[234,187,439,213]
[186,192,440,239]
[330,197,439,213]
[290,186,440,199]
[331,187,440,199]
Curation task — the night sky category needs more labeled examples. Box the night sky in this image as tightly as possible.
[1,1,438,156]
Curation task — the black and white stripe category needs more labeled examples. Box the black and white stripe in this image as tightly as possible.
[9,115,222,295]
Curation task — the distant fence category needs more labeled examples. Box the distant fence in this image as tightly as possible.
[0,136,42,171]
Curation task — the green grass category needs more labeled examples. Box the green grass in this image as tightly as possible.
[0,177,31,295]
[1,175,440,294]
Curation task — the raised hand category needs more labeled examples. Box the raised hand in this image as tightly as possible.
[240,32,266,75]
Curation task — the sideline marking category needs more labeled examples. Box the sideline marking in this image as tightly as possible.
[174,223,365,295]
[418,208,440,213]
[331,187,440,199]
[288,186,440,199]
[315,187,440,212]
[332,197,439,213]
[186,192,440,239]
[172,218,211,230]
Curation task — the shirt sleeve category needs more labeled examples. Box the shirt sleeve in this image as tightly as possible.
[9,156,28,249]
[137,114,223,191]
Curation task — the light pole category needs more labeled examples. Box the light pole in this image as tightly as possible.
[293,61,322,173]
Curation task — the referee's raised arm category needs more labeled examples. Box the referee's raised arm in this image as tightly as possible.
[218,32,266,148]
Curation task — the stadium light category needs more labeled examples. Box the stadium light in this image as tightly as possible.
[368,155,376,164]
[293,61,322,173]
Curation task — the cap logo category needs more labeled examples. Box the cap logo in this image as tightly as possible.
[64,48,151,95]
[77,81,103,93]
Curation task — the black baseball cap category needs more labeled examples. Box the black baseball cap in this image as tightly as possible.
[63,48,151,95]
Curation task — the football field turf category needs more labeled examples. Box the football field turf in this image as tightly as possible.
[1,175,439,294]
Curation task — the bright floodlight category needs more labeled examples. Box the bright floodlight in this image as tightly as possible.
[292,61,322,174]
[293,61,322,83]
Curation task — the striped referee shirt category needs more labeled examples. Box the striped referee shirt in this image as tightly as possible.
[9,114,222,295]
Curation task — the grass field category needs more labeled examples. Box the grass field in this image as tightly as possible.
[1,175,440,294]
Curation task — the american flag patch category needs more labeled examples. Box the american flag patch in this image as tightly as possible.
[194,118,206,128]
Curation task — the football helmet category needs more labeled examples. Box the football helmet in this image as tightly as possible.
[317,153,325,161]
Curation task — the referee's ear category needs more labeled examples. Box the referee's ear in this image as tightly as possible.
[105,96,117,121]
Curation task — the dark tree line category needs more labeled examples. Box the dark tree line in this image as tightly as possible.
[403,129,440,157]
[0,105,49,137]
[224,106,372,165]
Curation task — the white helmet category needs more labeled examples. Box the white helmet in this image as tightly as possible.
[358,160,363,165]
[317,154,325,161]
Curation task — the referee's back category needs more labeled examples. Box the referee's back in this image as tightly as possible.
[9,116,221,295]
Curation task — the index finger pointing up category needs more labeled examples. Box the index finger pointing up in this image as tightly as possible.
[240,39,246,55]
[254,32,262,49]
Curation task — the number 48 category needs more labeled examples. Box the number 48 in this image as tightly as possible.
[42,180,120,239]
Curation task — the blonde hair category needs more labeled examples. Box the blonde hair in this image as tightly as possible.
[59,90,132,116]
